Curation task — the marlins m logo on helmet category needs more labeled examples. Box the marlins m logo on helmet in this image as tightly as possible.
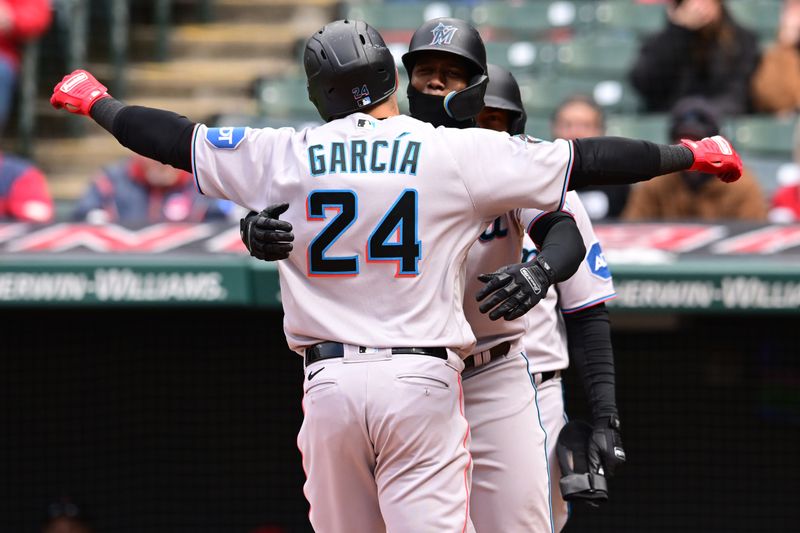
[430,22,458,45]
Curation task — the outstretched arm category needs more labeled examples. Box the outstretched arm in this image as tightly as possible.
[51,70,196,172]
[568,135,742,188]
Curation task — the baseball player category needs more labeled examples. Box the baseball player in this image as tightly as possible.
[244,21,589,533]
[239,18,741,532]
[51,19,743,533]
[477,64,624,532]
[403,23,576,532]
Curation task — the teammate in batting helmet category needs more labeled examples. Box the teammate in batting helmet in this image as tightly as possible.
[478,64,527,136]
[304,20,397,122]
[402,18,489,127]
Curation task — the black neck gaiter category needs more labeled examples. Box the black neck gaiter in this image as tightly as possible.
[407,86,475,129]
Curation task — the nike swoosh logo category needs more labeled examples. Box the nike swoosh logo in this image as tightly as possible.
[308,367,325,381]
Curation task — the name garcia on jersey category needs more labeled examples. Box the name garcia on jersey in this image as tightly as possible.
[308,137,421,177]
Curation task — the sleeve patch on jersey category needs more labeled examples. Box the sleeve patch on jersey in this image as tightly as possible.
[586,242,611,280]
[205,127,246,150]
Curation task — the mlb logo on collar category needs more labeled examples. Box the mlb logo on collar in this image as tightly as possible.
[430,22,458,45]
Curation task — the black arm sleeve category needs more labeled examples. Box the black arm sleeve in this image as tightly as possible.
[90,98,196,173]
[568,137,694,190]
[528,211,585,283]
[564,302,618,421]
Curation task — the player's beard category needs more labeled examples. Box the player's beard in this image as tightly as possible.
[407,86,476,129]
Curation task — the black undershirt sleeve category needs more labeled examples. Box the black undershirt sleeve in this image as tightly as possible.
[528,211,585,283]
[90,98,196,173]
[563,302,619,421]
[568,136,694,190]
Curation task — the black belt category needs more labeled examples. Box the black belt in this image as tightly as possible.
[463,343,561,385]
[305,342,447,367]
[463,341,511,370]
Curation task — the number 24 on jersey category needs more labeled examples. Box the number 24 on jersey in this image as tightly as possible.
[307,189,421,277]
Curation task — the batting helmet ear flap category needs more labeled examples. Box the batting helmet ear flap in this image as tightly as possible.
[557,420,609,506]
[443,73,489,122]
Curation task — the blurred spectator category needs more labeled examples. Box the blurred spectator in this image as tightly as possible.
[623,97,767,221]
[769,173,800,222]
[0,0,52,133]
[768,118,800,222]
[0,149,53,221]
[551,95,630,220]
[42,497,93,533]
[630,0,760,115]
[751,0,800,114]
[73,155,233,223]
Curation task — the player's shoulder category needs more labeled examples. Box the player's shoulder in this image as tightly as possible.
[198,122,309,152]
[562,191,584,216]
[436,124,507,140]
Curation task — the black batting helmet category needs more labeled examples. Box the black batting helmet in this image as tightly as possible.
[484,64,527,135]
[401,17,487,78]
[304,20,397,122]
[402,18,489,122]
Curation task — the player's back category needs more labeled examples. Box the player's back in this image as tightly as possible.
[192,113,572,356]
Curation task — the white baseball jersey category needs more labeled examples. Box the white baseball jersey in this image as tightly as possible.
[191,115,573,357]
[463,207,546,354]
[522,191,616,372]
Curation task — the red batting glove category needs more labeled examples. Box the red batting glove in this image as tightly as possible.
[50,69,110,116]
[680,135,743,183]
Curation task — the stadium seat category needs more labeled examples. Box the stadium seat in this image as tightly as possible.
[727,0,781,39]
[471,1,580,37]
[255,71,412,122]
[556,33,639,77]
[740,154,790,194]
[519,74,641,115]
[523,115,554,140]
[255,75,318,120]
[485,41,560,73]
[210,113,322,130]
[728,115,797,157]
[343,2,471,31]
[591,0,666,34]
[605,113,669,144]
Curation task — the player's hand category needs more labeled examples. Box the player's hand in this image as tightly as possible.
[476,256,554,321]
[240,203,294,261]
[680,135,742,183]
[50,69,110,115]
[588,415,626,479]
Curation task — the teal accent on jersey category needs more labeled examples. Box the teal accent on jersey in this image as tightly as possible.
[330,142,347,173]
[309,144,325,176]
[523,351,556,533]
[351,140,368,173]
[306,138,421,177]
[399,142,421,175]
[191,125,203,194]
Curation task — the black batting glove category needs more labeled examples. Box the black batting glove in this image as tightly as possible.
[475,256,555,321]
[588,414,626,478]
[240,203,294,261]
